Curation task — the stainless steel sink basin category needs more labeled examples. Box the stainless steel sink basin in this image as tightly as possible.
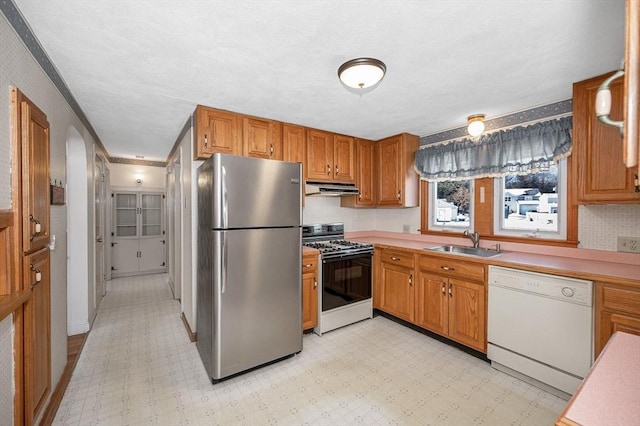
[425,245,504,258]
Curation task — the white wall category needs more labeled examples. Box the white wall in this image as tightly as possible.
[109,163,166,190]
[0,11,100,424]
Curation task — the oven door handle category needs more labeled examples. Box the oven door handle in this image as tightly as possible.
[322,252,373,263]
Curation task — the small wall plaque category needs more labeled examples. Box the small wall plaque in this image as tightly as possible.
[51,185,65,205]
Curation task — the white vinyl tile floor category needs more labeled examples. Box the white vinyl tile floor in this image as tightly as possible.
[54,273,566,425]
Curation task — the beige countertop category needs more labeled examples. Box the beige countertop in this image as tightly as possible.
[345,232,640,286]
[556,332,640,426]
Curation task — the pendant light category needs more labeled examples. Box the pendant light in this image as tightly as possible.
[338,58,386,90]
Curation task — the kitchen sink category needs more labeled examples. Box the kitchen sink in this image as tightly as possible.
[425,245,504,258]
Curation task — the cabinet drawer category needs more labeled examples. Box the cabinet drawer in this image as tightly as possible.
[601,284,640,315]
[418,255,484,282]
[302,254,318,272]
[379,249,415,269]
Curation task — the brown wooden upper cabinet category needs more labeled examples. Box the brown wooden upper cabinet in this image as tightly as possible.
[375,133,419,207]
[305,129,355,182]
[194,105,242,159]
[242,116,283,160]
[341,138,376,207]
[573,72,640,204]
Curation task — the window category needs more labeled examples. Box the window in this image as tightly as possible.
[427,179,474,232]
[493,159,567,239]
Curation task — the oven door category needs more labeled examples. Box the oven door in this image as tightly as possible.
[322,253,372,312]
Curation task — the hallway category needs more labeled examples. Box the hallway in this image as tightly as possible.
[54,274,565,425]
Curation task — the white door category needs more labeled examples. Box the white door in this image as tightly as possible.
[140,193,165,272]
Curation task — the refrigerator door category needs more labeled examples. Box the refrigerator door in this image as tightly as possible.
[211,154,302,229]
[210,227,302,380]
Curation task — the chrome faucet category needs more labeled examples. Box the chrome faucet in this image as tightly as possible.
[463,230,480,248]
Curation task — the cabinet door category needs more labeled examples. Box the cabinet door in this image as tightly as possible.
[21,99,50,253]
[447,279,486,352]
[355,138,376,205]
[139,238,166,272]
[306,129,333,181]
[112,239,139,276]
[282,124,306,164]
[24,247,50,421]
[415,271,448,335]
[195,106,241,158]
[379,261,415,322]
[114,193,138,237]
[141,194,163,237]
[333,134,355,182]
[302,256,318,330]
[573,73,640,203]
[341,138,376,207]
[376,136,402,206]
[243,117,283,160]
[595,281,640,356]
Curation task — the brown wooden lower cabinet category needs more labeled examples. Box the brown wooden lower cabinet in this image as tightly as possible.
[375,247,487,353]
[302,252,318,331]
[23,246,51,422]
[377,248,416,323]
[595,280,640,357]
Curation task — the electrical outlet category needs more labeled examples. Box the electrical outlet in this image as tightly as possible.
[617,236,640,254]
[402,224,411,233]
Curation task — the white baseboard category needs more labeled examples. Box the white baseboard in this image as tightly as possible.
[68,321,90,335]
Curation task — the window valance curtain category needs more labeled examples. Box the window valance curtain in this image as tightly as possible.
[414,116,572,181]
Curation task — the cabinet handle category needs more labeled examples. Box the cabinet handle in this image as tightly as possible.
[441,283,446,295]
[29,215,42,241]
[204,134,208,147]
[449,283,453,297]
[313,279,318,289]
[358,194,362,200]
[304,263,313,268]
[335,164,339,175]
[409,274,413,286]
[397,190,401,200]
[270,143,274,155]
[390,256,401,261]
[30,264,42,289]
[327,164,331,175]
[441,266,455,271]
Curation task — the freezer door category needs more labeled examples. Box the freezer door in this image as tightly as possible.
[211,154,302,229]
[211,227,302,380]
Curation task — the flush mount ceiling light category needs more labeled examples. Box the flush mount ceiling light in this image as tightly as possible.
[467,114,486,137]
[338,58,386,90]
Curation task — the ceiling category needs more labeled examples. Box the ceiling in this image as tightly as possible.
[12,0,626,162]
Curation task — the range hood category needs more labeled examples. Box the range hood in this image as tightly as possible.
[305,180,360,196]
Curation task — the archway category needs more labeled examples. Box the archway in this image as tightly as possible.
[66,126,90,335]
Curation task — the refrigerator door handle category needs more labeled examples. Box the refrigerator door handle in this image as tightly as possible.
[222,166,229,229]
[221,231,227,294]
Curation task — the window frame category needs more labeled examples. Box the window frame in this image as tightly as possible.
[426,180,475,234]
[420,156,578,247]
[493,159,567,240]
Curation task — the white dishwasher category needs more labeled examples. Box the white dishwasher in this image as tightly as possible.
[487,266,593,399]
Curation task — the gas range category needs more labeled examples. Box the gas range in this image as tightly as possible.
[302,223,373,259]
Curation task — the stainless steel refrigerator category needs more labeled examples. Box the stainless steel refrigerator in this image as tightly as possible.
[196,153,303,383]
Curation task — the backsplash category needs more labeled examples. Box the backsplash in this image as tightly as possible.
[578,205,640,251]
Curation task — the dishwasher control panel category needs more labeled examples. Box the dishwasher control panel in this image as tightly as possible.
[488,266,593,306]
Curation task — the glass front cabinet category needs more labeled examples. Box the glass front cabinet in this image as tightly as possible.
[112,192,166,276]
